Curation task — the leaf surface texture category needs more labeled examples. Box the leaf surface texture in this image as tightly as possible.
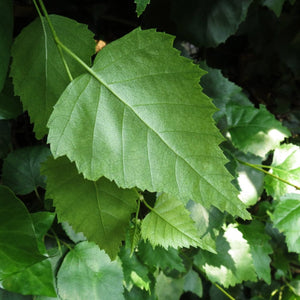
[48,28,249,219]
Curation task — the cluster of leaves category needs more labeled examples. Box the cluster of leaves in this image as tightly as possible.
[0,0,299,299]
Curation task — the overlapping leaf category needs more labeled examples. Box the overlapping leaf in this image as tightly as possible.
[1,212,56,296]
[48,28,250,219]
[226,104,290,158]
[239,221,273,284]
[141,193,213,251]
[57,242,124,300]
[42,156,138,259]
[0,0,13,92]
[0,186,44,280]
[171,0,253,47]
[194,224,257,287]
[264,144,300,199]
[271,193,300,253]
[155,272,184,300]
[183,269,203,298]
[11,15,94,138]
[262,0,286,17]
[2,146,51,195]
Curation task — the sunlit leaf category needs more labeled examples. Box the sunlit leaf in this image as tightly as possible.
[48,28,250,220]
[264,144,300,199]
[194,224,257,287]
[42,156,138,259]
[57,242,124,300]
[11,15,94,138]
[271,193,300,253]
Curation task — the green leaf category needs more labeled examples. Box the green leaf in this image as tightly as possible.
[186,200,224,251]
[0,289,31,300]
[0,0,13,92]
[262,0,286,17]
[134,0,150,17]
[290,279,300,296]
[238,221,273,284]
[11,15,94,139]
[57,241,124,300]
[0,78,23,120]
[42,156,138,259]
[171,0,253,47]
[2,146,51,195]
[137,241,185,272]
[155,272,184,300]
[48,28,249,219]
[226,104,290,158]
[183,269,203,298]
[1,212,56,296]
[124,286,155,300]
[271,193,300,254]
[0,186,44,280]
[141,193,213,251]
[194,224,257,287]
[199,62,252,123]
[264,144,300,199]
[119,246,151,290]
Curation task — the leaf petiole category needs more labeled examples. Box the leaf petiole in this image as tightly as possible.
[237,159,300,190]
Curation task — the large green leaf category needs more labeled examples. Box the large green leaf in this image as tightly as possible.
[47,28,250,219]
[194,224,257,287]
[1,212,56,296]
[11,15,94,139]
[171,0,253,47]
[0,0,13,92]
[238,221,273,284]
[2,146,51,195]
[57,242,124,300]
[226,104,290,158]
[0,186,44,280]
[141,193,213,251]
[42,156,138,259]
[264,144,300,199]
[271,193,300,254]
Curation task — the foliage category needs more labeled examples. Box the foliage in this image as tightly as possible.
[0,0,299,299]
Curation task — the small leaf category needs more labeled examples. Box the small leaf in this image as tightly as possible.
[183,269,203,298]
[0,0,13,92]
[137,240,185,272]
[262,0,286,17]
[57,242,124,300]
[134,0,150,17]
[2,146,51,195]
[48,28,250,220]
[42,156,138,259]
[238,221,273,284]
[226,104,290,158]
[155,272,184,300]
[141,193,213,251]
[271,193,300,254]
[194,224,257,287]
[61,222,86,244]
[264,144,300,199]
[11,15,94,138]
[0,186,44,280]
